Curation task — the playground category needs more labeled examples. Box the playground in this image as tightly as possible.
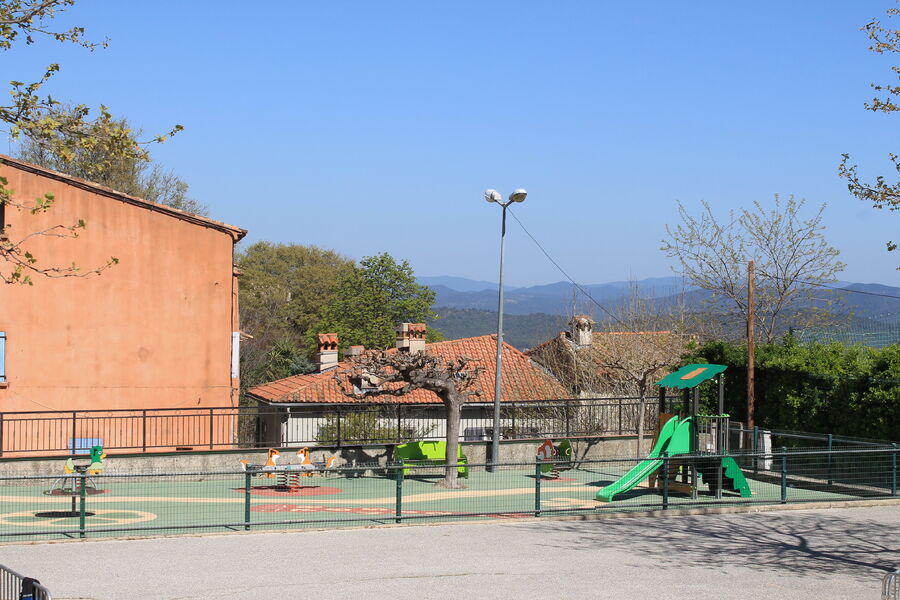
[0,453,889,542]
[0,364,896,542]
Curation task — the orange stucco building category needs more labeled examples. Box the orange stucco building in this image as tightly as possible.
[0,155,246,452]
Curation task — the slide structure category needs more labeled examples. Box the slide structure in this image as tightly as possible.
[697,456,752,498]
[596,416,693,503]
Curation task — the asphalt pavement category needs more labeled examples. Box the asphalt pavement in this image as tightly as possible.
[2,504,899,599]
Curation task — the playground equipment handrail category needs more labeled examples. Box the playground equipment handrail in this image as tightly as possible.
[0,563,52,600]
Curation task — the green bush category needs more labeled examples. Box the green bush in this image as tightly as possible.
[315,407,434,444]
[685,339,900,440]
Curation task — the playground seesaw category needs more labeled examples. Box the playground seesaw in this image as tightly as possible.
[240,448,337,492]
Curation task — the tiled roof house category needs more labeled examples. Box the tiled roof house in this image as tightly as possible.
[527,315,688,397]
[248,334,566,406]
[246,327,568,446]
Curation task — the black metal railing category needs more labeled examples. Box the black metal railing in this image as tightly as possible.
[0,563,52,599]
[0,397,666,456]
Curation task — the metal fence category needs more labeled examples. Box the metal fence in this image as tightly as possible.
[734,425,896,451]
[885,569,900,600]
[0,445,896,542]
[0,398,663,457]
[0,564,52,600]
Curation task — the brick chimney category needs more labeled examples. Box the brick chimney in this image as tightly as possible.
[569,315,595,347]
[396,322,427,353]
[316,333,339,372]
[346,345,365,358]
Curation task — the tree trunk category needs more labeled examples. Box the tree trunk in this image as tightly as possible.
[436,396,464,488]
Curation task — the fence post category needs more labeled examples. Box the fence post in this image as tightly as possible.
[71,411,77,452]
[752,426,759,475]
[511,402,517,439]
[395,462,404,524]
[336,408,342,448]
[564,402,571,439]
[244,469,252,530]
[209,408,214,450]
[0,411,4,457]
[662,453,669,510]
[892,443,897,498]
[141,410,147,453]
[397,405,402,444]
[826,433,833,486]
[617,399,623,436]
[78,472,87,538]
[780,448,787,504]
[534,458,542,517]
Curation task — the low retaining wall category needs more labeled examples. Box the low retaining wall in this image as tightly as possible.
[0,435,643,476]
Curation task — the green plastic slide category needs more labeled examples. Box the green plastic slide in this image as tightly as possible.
[721,457,751,497]
[595,458,664,502]
[595,416,693,502]
[697,456,751,498]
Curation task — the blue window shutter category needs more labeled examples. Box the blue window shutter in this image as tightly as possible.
[0,331,5,382]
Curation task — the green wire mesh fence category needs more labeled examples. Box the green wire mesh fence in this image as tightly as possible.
[0,446,896,542]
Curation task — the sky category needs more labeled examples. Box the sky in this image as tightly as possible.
[5,1,900,287]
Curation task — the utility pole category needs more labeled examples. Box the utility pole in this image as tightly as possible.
[747,260,756,433]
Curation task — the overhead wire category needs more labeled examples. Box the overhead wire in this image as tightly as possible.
[506,207,654,335]
[759,273,900,301]
[505,208,899,343]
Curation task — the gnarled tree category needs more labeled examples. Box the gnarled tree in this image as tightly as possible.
[336,350,483,489]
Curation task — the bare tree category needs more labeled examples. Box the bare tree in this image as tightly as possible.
[661,196,846,343]
[336,350,484,489]
[529,287,689,456]
[589,291,688,456]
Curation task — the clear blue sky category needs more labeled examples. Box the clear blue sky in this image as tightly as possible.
[6,1,899,287]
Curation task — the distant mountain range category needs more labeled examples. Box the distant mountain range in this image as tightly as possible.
[420,276,900,349]
[420,276,696,315]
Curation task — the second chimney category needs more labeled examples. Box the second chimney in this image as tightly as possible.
[396,322,427,353]
[316,333,339,372]
[569,315,595,347]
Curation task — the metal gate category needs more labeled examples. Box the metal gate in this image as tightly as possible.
[884,569,900,600]
[0,564,52,600]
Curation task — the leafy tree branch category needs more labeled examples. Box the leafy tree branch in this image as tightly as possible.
[839,2,900,259]
[0,0,181,283]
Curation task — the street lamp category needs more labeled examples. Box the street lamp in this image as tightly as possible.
[484,188,527,472]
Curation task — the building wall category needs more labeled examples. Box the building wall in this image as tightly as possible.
[0,162,241,429]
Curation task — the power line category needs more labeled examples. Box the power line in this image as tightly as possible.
[506,207,900,356]
[506,208,644,333]
[762,274,900,301]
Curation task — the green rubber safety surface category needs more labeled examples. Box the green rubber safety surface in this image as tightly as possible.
[0,464,889,541]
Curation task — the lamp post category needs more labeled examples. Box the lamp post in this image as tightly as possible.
[484,188,527,472]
